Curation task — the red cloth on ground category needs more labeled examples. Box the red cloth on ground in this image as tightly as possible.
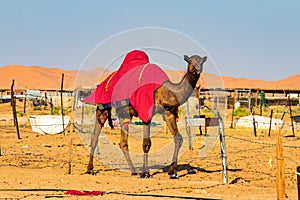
[82,50,169,122]
[64,190,103,196]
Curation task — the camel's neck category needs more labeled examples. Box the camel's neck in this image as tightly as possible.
[171,70,200,105]
[180,71,199,103]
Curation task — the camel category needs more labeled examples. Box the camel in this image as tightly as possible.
[85,52,207,178]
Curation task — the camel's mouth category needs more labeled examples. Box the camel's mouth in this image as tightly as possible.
[184,55,207,75]
[194,68,202,74]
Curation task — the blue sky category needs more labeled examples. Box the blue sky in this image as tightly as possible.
[0,0,299,81]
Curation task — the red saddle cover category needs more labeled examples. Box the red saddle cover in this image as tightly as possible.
[82,50,169,122]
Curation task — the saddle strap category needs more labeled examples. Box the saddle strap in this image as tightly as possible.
[138,63,150,84]
[105,71,117,92]
[106,63,150,92]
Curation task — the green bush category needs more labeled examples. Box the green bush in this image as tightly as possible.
[200,108,215,118]
[234,107,250,117]
[293,106,300,116]
[17,111,24,117]
[34,106,41,111]
[51,106,61,115]
[51,106,73,115]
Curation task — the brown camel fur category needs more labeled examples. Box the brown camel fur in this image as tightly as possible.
[86,55,207,178]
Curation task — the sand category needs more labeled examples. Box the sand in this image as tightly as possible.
[0,100,299,200]
[1,65,300,90]
[1,65,300,199]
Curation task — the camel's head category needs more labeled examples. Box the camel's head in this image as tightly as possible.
[184,55,207,75]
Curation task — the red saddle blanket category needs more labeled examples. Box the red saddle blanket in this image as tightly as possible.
[82,50,169,122]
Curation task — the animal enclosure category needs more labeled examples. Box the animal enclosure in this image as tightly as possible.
[1,87,300,199]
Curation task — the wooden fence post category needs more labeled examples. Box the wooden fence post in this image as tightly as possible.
[81,103,84,124]
[60,73,65,135]
[251,107,257,137]
[23,96,26,114]
[288,95,295,137]
[297,166,300,200]
[255,90,259,107]
[248,89,251,109]
[276,126,286,200]
[11,79,21,139]
[67,95,75,174]
[268,110,273,137]
[230,90,236,128]
[281,112,286,120]
[259,91,263,116]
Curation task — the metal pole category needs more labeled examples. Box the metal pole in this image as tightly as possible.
[186,99,193,150]
[201,105,228,184]
[218,112,228,184]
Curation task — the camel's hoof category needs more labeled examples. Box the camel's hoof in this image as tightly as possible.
[131,172,139,176]
[84,170,92,174]
[85,170,97,175]
[140,172,152,178]
[169,174,179,179]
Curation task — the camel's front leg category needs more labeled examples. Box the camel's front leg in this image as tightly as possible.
[165,109,183,179]
[86,107,108,175]
[141,123,152,178]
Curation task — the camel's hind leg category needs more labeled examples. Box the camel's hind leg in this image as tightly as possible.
[86,107,109,175]
[165,108,183,179]
[117,107,137,175]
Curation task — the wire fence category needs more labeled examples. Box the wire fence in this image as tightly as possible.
[1,98,300,199]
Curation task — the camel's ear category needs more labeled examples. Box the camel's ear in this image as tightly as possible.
[202,56,207,62]
[184,55,191,64]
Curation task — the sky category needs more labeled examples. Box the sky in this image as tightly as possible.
[0,0,299,81]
